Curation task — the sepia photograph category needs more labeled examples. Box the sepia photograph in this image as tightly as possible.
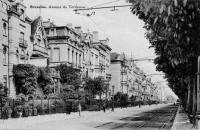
[0,0,198,129]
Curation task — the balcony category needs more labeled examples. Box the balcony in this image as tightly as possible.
[71,63,82,70]
[33,45,48,57]
[19,38,28,48]
[49,61,72,68]
[47,34,70,40]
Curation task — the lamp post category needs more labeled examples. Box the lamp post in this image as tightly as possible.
[196,56,200,127]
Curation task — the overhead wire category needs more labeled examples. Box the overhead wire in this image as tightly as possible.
[78,0,110,37]
[91,0,121,8]
[87,17,110,37]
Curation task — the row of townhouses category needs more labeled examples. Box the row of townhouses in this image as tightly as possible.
[0,0,159,101]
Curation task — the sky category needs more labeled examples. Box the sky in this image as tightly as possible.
[22,0,178,99]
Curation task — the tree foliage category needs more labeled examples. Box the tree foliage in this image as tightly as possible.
[13,64,38,95]
[0,83,8,107]
[38,67,54,95]
[84,76,106,98]
[56,64,82,90]
[13,65,54,96]
[128,0,200,104]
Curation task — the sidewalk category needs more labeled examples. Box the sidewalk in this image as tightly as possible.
[171,106,193,130]
[0,104,167,130]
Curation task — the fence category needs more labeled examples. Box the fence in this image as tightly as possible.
[0,97,78,119]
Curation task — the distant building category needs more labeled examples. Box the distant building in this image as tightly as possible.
[110,52,128,95]
[110,52,157,101]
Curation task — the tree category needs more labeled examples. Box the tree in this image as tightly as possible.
[37,67,54,95]
[13,64,38,95]
[56,64,82,91]
[128,0,200,120]
[114,92,128,107]
[84,76,106,99]
[0,83,8,108]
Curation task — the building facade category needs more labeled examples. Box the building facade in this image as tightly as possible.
[0,0,60,98]
[110,52,158,101]
[0,0,10,96]
[44,22,83,70]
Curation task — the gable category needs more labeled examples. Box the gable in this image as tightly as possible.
[31,16,48,49]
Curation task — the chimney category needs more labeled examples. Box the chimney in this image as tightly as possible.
[66,23,73,29]
[92,31,99,43]
[74,26,82,34]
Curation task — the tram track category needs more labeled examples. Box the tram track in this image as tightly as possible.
[96,104,179,130]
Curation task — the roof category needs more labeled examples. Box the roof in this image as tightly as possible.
[31,16,41,39]
[43,20,56,28]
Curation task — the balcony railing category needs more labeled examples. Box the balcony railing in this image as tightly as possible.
[33,45,48,55]
[47,34,70,40]
[19,38,28,48]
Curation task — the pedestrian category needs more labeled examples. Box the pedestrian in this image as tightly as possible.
[111,101,114,112]
[103,102,106,113]
[139,101,141,108]
[78,102,82,117]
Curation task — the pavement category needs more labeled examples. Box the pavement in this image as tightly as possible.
[171,106,194,130]
[0,104,178,130]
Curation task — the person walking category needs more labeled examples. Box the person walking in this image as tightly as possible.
[111,101,114,112]
[78,102,82,117]
[111,97,114,112]
[103,102,106,113]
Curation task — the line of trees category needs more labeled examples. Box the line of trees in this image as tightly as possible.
[128,0,200,125]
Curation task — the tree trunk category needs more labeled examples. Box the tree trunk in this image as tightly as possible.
[186,79,191,113]
[192,78,197,125]
[188,78,194,116]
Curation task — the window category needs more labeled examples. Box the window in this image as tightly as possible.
[3,46,7,65]
[76,53,78,65]
[21,49,26,62]
[68,48,70,62]
[50,28,55,36]
[83,52,85,61]
[53,48,60,62]
[3,75,7,95]
[3,22,7,36]
[20,32,24,41]
[79,54,81,66]
[72,51,74,64]
[16,49,19,63]
[26,52,29,61]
